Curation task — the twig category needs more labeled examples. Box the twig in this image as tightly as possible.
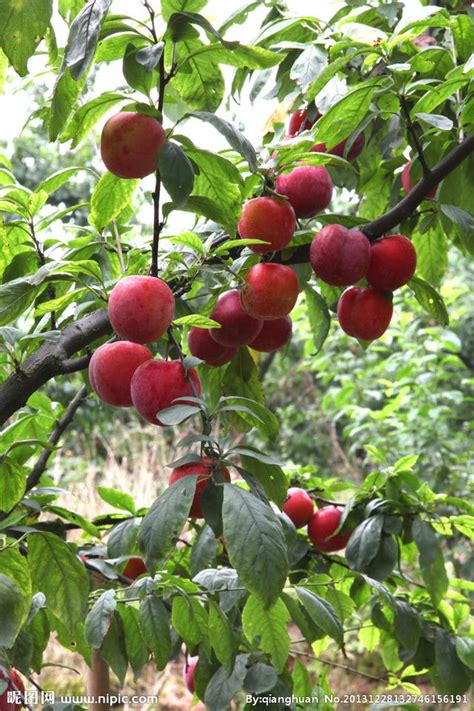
[399,94,430,176]
[25,386,88,491]
[150,54,167,277]
[290,649,388,683]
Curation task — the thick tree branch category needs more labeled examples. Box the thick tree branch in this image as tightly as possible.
[26,385,89,492]
[0,309,110,426]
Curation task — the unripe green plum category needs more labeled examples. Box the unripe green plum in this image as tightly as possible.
[241,263,299,320]
[310,224,370,286]
[89,341,152,407]
[169,457,231,518]
[108,276,175,344]
[209,290,263,347]
[238,196,296,254]
[101,112,167,179]
[131,359,201,425]
[366,234,417,291]
[337,286,393,341]
[275,165,333,219]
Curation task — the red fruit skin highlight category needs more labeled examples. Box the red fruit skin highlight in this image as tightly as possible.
[367,234,417,291]
[0,668,24,711]
[249,316,292,353]
[188,327,236,366]
[310,224,371,286]
[238,196,296,254]
[241,263,299,320]
[209,290,263,347]
[89,341,152,407]
[307,506,350,552]
[275,165,333,218]
[337,287,393,341]
[131,359,201,425]
[169,457,231,518]
[183,656,199,693]
[283,487,314,528]
[288,108,318,136]
[108,276,175,344]
[101,112,167,179]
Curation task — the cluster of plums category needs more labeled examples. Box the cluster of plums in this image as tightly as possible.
[0,667,24,711]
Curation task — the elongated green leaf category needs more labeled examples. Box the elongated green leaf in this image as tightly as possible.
[101,616,128,685]
[89,172,139,231]
[173,37,225,112]
[345,515,383,572]
[295,587,343,646]
[84,589,116,648]
[204,654,249,711]
[0,456,26,511]
[139,594,171,670]
[139,476,197,567]
[28,532,89,631]
[61,93,126,146]
[49,67,88,141]
[307,48,373,101]
[434,628,471,695]
[186,112,257,172]
[117,605,148,679]
[412,519,448,607]
[239,454,287,508]
[313,82,378,149]
[159,142,195,207]
[304,285,331,353]
[412,224,448,287]
[411,78,469,116]
[0,0,52,76]
[209,600,235,671]
[171,594,208,648]
[201,43,283,70]
[242,595,290,672]
[97,486,136,514]
[0,264,52,326]
[407,276,449,326]
[162,0,206,22]
[290,44,326,92]
[222,484,288,608]
[0,547,32,647]
[63,0,112,80]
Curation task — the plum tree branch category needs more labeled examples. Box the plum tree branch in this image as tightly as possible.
[399,93,430,176]
[0,134,473,426]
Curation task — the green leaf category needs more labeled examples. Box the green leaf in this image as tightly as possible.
[162,0,206,22]
[394,601,421,650]
[122,43,156,96]
[173,37,225,112]
[452,14,474,62]
[239,454,287,508]
[107,518,141,558]
[244,662,279,695]
[97,486,136,514]
[0,456,26,510]
[139,593,171,670]
[222,484,288,608]
[186,112,257,172]
[159,142,195,207]
[63,0,112,80]
[185,146,243,232]
[28,532,89,631]
[174,314,220,329]
[117,605,148,679]
[415,112,453,131]
[295,587,343,646]
[345,515,383,572]
[171,594,208,648]
[156,404,201,425]
[101,616,128,685]
[313,82,378,149]
[242,595,290,672]
[434,628,471,695]
[204,654,248,711]
[0,264,52,326]
[139,476,197,568]
[201,43,283,70]
[61,93,126,146]
[36,166,92,194]
[84,589,116,648]
[290,44,327,93]
[304,286,331,354]
[209,600,235,671]
[412,519,448,608]
[0,0,52,76]
[0,547,32,647]
[440,203,474,234]
[407,276,449,326]
[47,506,101,538]
[411,77,469,116]
[307,48,373,101]
[89,172,139,231]
[412,224,448,287]
[456,637,474,671]
[135,42,164,71]
[49,67,88,141]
